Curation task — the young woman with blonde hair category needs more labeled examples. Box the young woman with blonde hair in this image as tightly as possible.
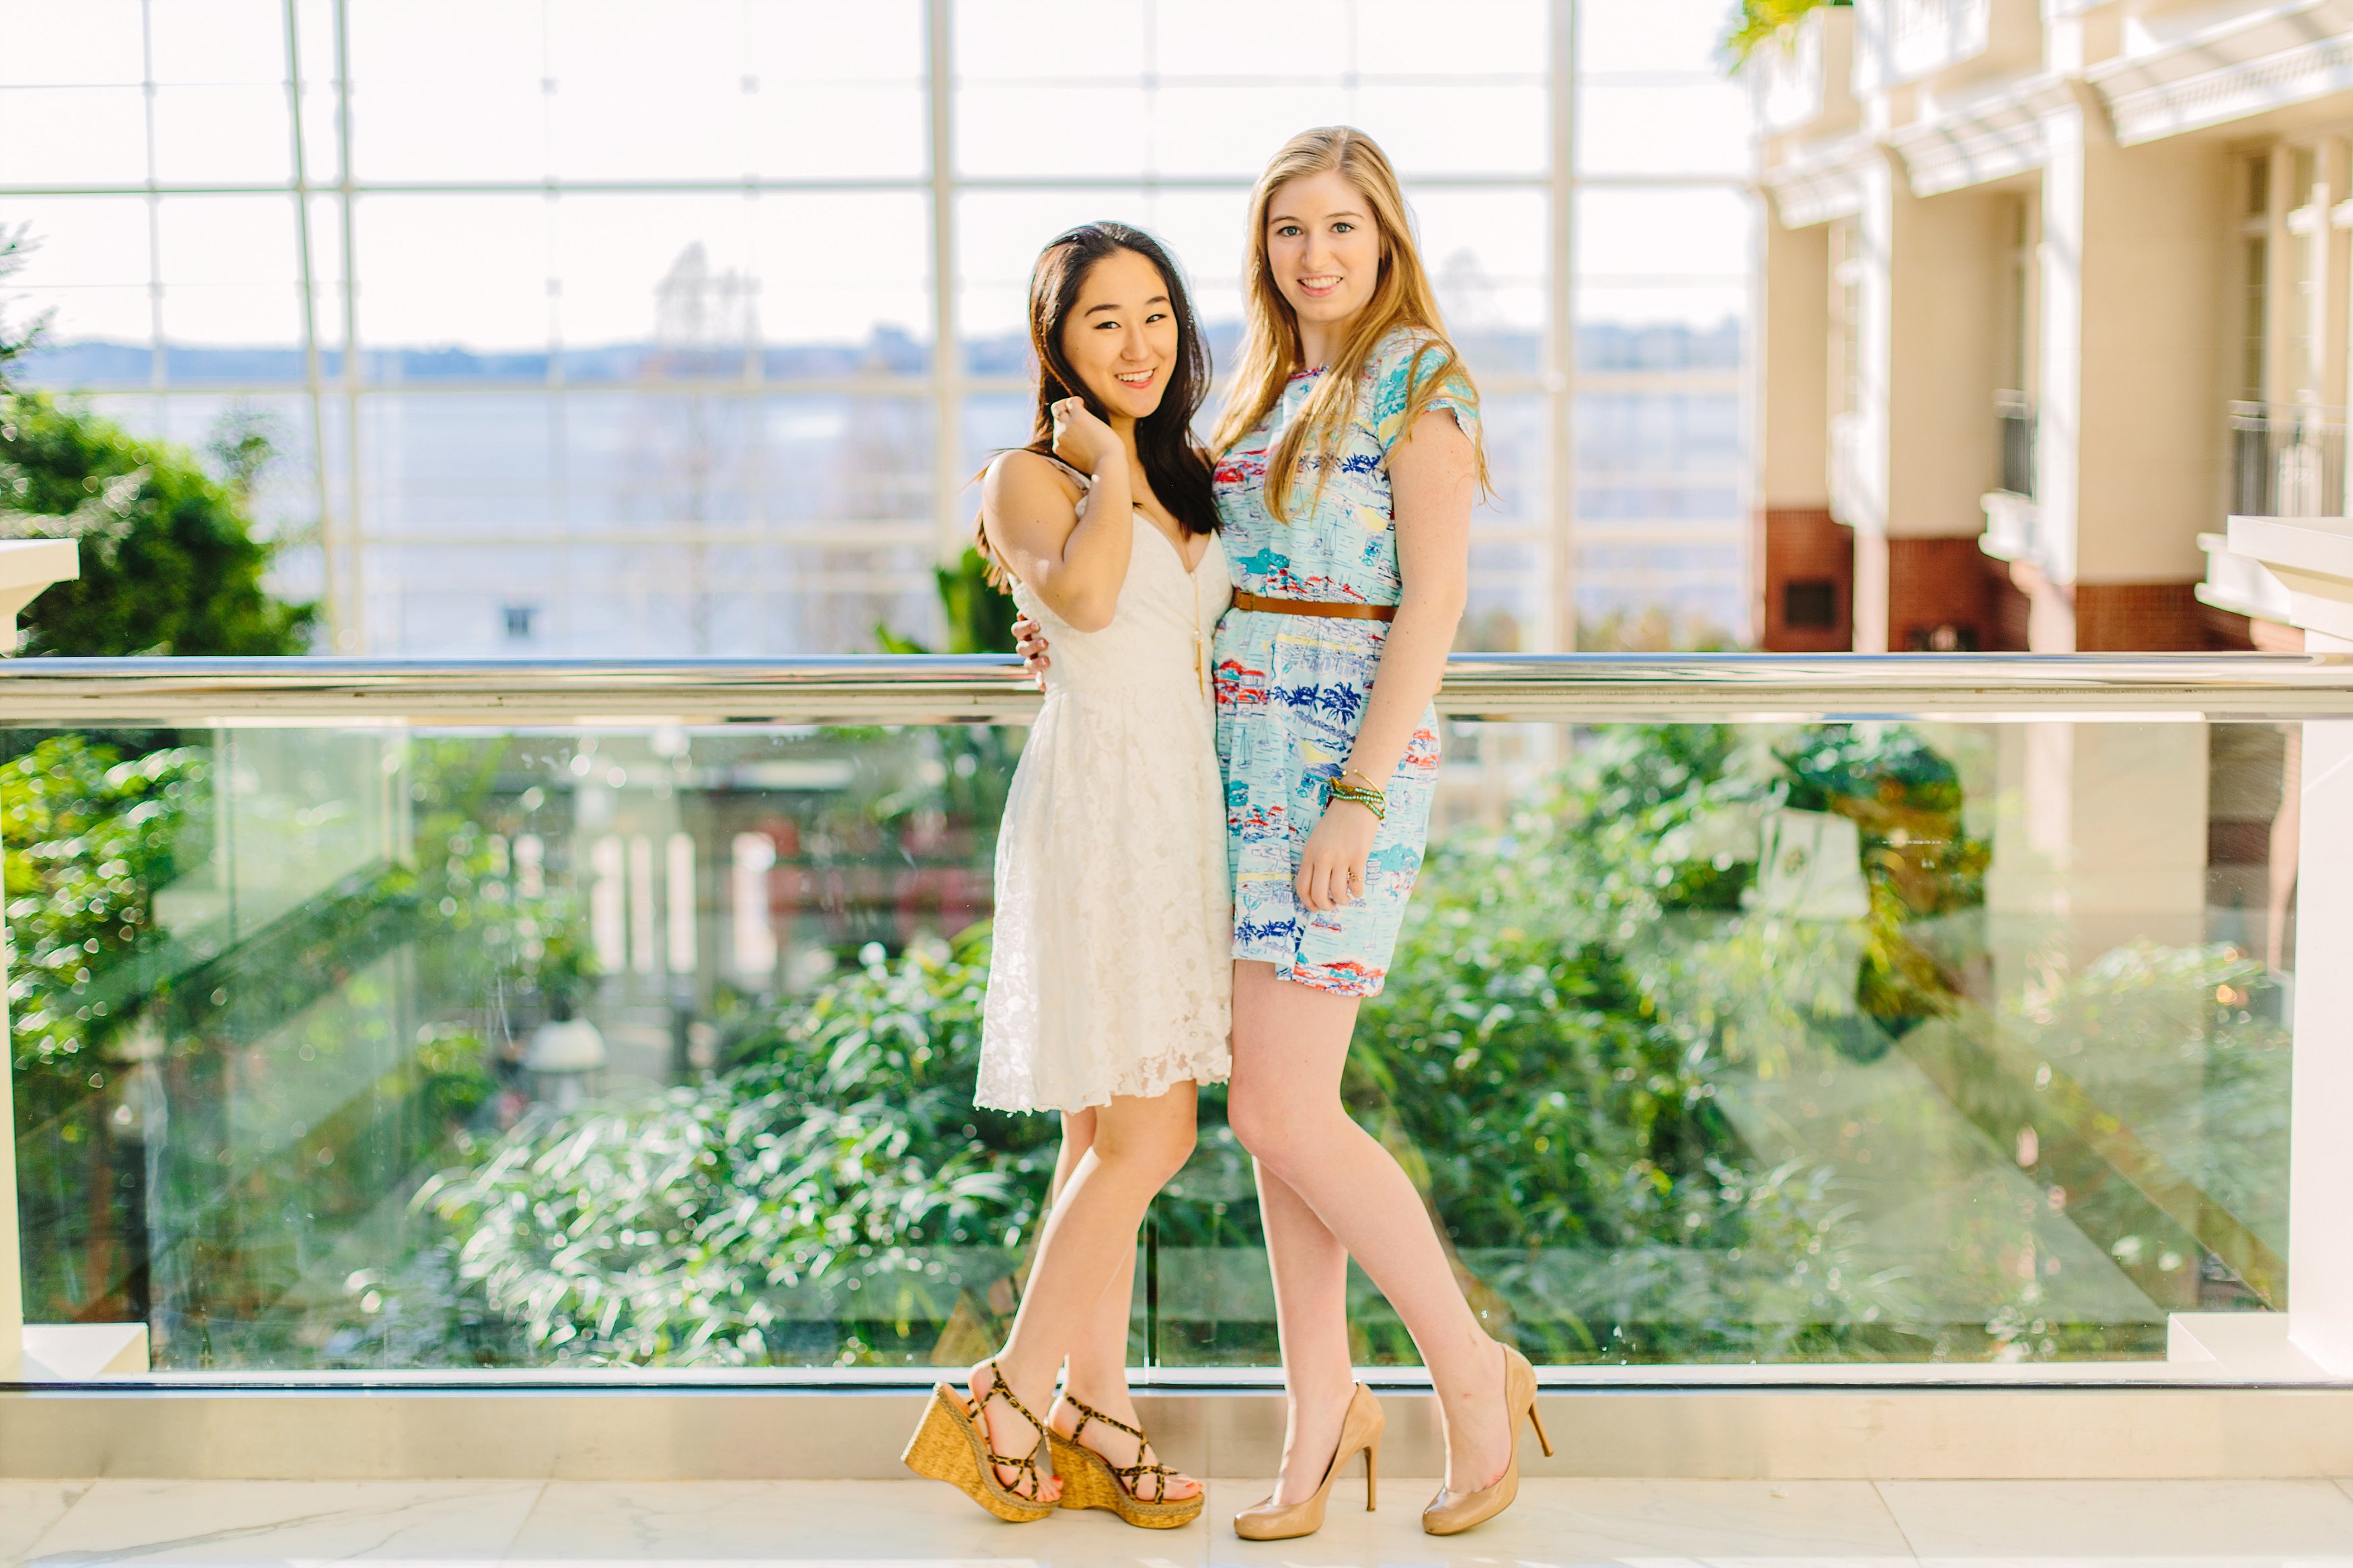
[1019,126,1550,1539]
[1207,123,1549,1543]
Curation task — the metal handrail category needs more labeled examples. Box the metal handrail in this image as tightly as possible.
[3,653,2353,722]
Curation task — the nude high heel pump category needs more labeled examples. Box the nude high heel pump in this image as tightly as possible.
[1421,1344,1552,1536]
[1231,1383,1384,1542]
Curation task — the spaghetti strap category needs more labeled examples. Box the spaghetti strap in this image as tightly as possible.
[1037,451,1092,489]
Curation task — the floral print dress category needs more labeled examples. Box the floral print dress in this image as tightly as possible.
[1211,327,1478,997]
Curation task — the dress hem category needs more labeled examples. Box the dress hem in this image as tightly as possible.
[975,1059,1233,1116]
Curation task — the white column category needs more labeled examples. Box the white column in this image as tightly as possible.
[666,832,697,977]
[0,540,83,1371]
[2228,514,2353,1372]
[2038,81,2229,636]
[2292,692,2353,1373]
[590,835,627,977]
[1759,209,1830,513]
[730,832,778,981]
[1846,152,2007,649]
[629,835,657,976]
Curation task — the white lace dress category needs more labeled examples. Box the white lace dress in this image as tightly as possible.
[975,474,1234,1113]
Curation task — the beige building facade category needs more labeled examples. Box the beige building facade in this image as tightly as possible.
[1753,0,2353,653]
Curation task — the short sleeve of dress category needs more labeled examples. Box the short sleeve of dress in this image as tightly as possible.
[1369,328,1480,457]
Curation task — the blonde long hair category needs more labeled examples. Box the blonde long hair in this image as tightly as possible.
[1209,126,1490,520]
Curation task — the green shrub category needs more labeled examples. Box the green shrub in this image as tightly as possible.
[0,390,313,656]
[415,931,1058,1366]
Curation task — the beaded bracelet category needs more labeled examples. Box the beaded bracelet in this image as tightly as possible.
[1326,776,1387,821]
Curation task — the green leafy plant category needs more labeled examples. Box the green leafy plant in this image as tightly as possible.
[3,735,203,1116]
[1722,0,1851,68]
[0,391,314,655]
[415,930,1057,1366]
[0,222,50,386]
[876,547,1018,656]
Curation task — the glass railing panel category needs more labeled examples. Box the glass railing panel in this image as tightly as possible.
[6,718,1098,1370]
[1168,716,2290,1367]
[3,701,2301,1370]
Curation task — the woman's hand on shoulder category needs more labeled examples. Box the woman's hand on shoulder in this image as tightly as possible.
[1049,395,1123,477]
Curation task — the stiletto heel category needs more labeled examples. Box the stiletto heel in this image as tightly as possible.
[1422,1344,1546,1537]
[1046,1392,1203,1529]
[1232,1383,1385,1541]
[1528,1397,1554,1457]
[900,1360,1058,1524]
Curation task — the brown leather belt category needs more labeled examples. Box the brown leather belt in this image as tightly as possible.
[1232,589,1397,622]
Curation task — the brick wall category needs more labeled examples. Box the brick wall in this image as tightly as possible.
[2073,582,2203,651]
[1886,537,1997,651]
[1756,507,1853,651]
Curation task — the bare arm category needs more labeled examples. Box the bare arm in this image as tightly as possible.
[1340,409,1472,782]
[979,401,1136,634]
[1293,408,1474,911]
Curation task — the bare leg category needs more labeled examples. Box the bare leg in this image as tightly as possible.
[968,1084,1198,1501]
[1047,1110,1201,1501]
[1254,1159,1355,1504]
[1228,960,1510,1498]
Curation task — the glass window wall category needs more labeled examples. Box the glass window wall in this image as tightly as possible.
[0,0,1753,656]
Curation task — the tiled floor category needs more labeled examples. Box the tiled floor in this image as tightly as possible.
[5,1476,2352,1565]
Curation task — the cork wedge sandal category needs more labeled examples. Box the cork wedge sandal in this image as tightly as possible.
[901,1362,1060,1523]
[1047,1392,1204,1529]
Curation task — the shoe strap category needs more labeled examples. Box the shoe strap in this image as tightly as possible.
[975,1362,1051,1501]
[1058,1391,1144,1446]
[1108,1456,1176,1504]
[1059,1392,1174,1505]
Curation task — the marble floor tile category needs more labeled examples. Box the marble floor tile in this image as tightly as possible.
[21,1479,545,1566]
[2,1481,93,1564]
[507,1479,1203,1566]
[1202,1477,1919,1567]
[1875,1479,2353,1562]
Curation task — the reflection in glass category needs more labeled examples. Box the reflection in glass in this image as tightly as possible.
[6,715,2290,1370]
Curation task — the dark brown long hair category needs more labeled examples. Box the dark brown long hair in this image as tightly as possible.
[977,221,1220,583]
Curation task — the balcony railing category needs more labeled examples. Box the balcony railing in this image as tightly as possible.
[2229,401,2348,518]
[5,655,2352,1387]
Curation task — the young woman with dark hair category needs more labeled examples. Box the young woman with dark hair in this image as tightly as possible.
[900,220,1228,1532]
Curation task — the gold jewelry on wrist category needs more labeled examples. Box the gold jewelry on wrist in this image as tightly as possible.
[1340,768,1382,794]
[1325,775,1386,821]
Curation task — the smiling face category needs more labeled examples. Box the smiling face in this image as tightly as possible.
[1056,246,1181,421]
[1265,167,1385,352]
